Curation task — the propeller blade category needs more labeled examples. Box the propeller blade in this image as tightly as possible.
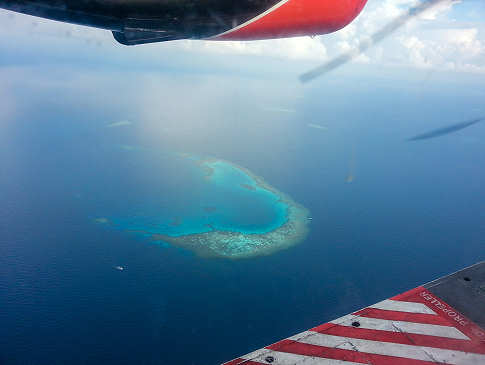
[300,0,451,83]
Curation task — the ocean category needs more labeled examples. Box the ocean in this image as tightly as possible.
[1,30,485,365]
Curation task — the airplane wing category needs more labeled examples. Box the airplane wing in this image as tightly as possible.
[222,261,485,365]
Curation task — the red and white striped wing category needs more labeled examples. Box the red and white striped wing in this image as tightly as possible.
[223,263,485,365]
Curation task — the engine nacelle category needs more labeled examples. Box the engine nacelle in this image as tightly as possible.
[0,0,368,45]
[211,0,368,41]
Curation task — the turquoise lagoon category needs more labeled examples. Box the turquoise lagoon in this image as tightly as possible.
[100,151,310,259]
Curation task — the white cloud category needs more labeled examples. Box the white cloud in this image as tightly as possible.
[443,28,482,55]
[396,27,484,72]
[182,36,327,61]
[321,0,485,73]
[400,35,432,67]
[419,0,461,20]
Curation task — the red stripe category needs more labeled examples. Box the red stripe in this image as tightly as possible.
[354,307,451,325]
[390,287,485,343]
[311,322,334,333]
[268,339,440,365]
[222,359,262,365]
[310,324,485,354]
[391,286,426,301]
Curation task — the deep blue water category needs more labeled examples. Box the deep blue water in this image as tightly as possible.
[1,54,485,365]
[88,150,288,237]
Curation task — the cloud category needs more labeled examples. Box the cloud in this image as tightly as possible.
[396,27,484,71]
[322,0,485,73]
[182,36,327,61]
[419,0,461,20]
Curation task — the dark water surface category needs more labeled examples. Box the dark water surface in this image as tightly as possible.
[1,64,485,365]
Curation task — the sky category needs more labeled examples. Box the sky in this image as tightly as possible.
[0,0,484,75]
[1,0,485,170]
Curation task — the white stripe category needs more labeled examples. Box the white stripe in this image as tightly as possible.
[369,299,437,315]
[292,332,485,365]
[242,349,362,365]
[208,0,290,39]
[331,314,469,340]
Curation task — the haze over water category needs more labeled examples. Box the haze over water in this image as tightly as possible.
[1,13,485,365]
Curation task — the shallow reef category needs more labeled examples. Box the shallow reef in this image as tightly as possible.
[151,157,310,259]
